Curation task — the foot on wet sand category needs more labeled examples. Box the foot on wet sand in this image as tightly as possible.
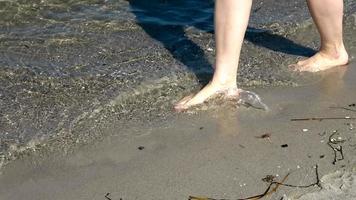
[294,49,349,72]
[174,83,241,112]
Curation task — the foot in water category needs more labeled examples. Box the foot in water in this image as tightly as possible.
[293,46,349,72]
[174,82,241,112]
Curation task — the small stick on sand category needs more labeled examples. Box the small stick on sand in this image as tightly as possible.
[189,165,321,200]
[291,117,356,121]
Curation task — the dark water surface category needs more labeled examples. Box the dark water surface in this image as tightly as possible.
[1,0,353,75]
[0,0,355,168]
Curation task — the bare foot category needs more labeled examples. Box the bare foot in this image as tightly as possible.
[294,48,349,72]
[174,83,240,112]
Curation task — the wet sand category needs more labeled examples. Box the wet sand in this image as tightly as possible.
[1,54,356,199]
[1,0,355,167]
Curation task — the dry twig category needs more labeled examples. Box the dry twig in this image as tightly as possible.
[189,165,321,200]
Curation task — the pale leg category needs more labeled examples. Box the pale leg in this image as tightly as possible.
[296,0,349,72]
[174,0,252,111]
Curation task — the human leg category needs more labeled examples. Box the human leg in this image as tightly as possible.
[296,0,348,72]
[174,0,252,111]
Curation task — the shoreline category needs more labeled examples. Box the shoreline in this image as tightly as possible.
[1,59,356,199]
[0,1,356,199]
[1,12,355,170]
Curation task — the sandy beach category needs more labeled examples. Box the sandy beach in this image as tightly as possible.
[1,51,356,200]
[1,0,356,199]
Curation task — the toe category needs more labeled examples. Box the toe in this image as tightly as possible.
[181,95,206,109]
[174,94,194,112]
[174,104,189,112]
[297,60,305,66]
[174,90,215,112]
[297,65,310,72]
[175,94,194,105]
[298,64,320,72]
[288,63,302,71]
[174,103,189,112]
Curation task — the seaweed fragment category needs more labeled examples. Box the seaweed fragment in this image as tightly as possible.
[237,173,290,200]
[327,131,345,165]
[105,193,112,200]
[189,165,321,200]
[255,133,271,139]
[262,175,276,183]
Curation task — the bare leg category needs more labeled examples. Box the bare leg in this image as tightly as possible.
[295,0,349,72]
[174,0,252,111]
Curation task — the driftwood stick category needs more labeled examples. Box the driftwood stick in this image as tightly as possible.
[291,117,356,121]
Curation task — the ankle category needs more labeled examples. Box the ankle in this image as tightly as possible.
[320,42,348,59]
[210,77,237,88]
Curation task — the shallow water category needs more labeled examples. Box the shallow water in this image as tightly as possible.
[0,0,355,74]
